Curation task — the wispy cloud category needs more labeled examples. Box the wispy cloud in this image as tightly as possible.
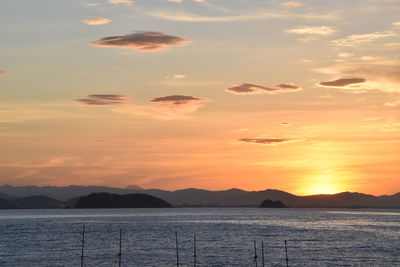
[384,100,400,107]
[226,83,301,95]
[281,1,304,8]
[75,94,129,105]
[332,31,397,47]
[173,74,186,79]
[112,95,209,120]
[384,43,400,49]
[317,78,367,88]
[316,61,400,92]
[360,56,384,61]
[0,157,83,169]
[338,53,354,58]
[286,26,337,36]
[83,18,111,25]
[145,10,338,23]
[165,74,186,80]
[84,3,101,7]
[91,32,190,52]
[239,138,294,145]
[108,0,133,6]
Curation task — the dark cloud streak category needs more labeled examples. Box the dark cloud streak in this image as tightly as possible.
[226,83,301,95]
[239,138,291,145]
[75,94,128,105]
[318,78,366,87]
[150,95,208,105]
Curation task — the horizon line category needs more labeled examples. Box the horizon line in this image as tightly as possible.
[1,184,398,198]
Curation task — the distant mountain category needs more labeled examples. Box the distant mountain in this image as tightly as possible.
[0,185,399,208]
[0,196,63,209]
[75,193,171,208]
[0,184,143,201]
[0,198,16,209]
[10,196,63,209]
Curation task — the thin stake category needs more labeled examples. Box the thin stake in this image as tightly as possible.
[81,225,85,267]
[261,242,265,267]
[193,233,197,267]
[254,241,258,267]
[285,240,289,267]
[175,232,180,267]
[118,229,122,267]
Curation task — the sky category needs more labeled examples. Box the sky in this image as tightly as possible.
[0,0,399,196]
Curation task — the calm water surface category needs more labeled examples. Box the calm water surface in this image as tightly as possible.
[0,208,399,266]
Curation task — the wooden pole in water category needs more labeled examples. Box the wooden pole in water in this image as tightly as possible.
[254,241,258,267]
[175,232,180,267]
[284,240,289,267]
[193,233,197,267]
[81,225,85,267]
[261,242,265,267]
[118,229,122,267]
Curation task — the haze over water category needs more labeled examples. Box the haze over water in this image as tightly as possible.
[0,208,399,266]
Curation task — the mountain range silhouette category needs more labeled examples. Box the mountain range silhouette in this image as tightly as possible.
[0,185,398,209]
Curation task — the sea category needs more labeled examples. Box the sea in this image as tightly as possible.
[0,208,399,266]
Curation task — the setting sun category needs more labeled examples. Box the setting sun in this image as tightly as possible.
[300,178,345,195]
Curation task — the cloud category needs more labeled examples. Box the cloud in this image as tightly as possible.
[281,1,303,8]
[112,95,209,120]
[145,10,338,23]
[332,31,397,47]
[165,0,183,2]
[0,70,5,75]
[108,0,133,5]
[165,74,186,80]
[276,83,301,90]
[281,122,292,127]
[83,18,111,25]
[384,100,400,107]
[0,157,83,169]
[384,43,400,49]
[75,94,128,105]
[315,61,400,92]
[85,3,101,6]
[173,74,186,79]
[317,78,367,88]
[394,22,400,26]
[338,53,354,58]
[91,32,190,52]
[226,83,301,95]
[239,138,293,145]
[285,26,337,36]
[360,56,384,61]
[150,95,208,105]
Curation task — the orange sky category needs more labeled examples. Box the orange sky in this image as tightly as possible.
[0,0,399,195]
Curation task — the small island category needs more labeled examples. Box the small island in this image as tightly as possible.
[75,192,172,208]
[259,199,286,208]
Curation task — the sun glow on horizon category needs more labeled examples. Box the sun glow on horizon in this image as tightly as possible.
[297,173,348,196]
